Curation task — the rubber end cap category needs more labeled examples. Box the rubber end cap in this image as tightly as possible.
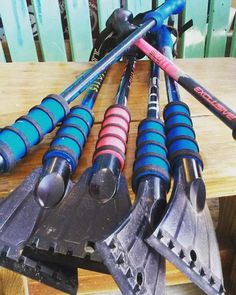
[90,169,118,203]
[188,178,206,212]
[36,173,66,208]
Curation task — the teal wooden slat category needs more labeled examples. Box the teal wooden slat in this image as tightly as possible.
[126,0,152,61]
[205,0,231,57]
[230,13,236,57]
[180,0,208,58]
[0,42,6,62]
[65,0,93,62]
[0,0,37,61]
[126,0,152,15]
[97,0,120,32]
[156,0,164,7]
[32,0,67,61]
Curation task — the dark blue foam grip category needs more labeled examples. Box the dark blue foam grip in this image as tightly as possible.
[164,101,203,170]
[43,105,94,172]
[0,94,70,171]
[132,118,170,193]
[144,0,186,32]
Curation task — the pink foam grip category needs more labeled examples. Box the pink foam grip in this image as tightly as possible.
[99,125,127,142]
[105,106,130,123]
[102,116,129,132]
[96,136,126,152]
[93,105,131,170]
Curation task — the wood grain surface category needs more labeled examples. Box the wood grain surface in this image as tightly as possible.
[0,59,236,199]
[0,58,235,294]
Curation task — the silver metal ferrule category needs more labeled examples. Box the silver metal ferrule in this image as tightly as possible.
[0,155,5,173]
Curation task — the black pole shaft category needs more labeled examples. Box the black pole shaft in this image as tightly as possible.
[147,62,161,119]
[60,20,154,103]
[115,56,136,106]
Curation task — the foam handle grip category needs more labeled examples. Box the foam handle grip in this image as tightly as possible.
[164,101,203,170]
[144,0,186,32]
[93,104,131,170]
[43,105,94,172]
[132,118,170,193]
[0,94,70,171]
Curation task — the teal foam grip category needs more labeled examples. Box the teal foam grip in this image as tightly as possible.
[43,106,94,172]
[132,118,170,193]
[0,94,70,171]
[164,101,203,170]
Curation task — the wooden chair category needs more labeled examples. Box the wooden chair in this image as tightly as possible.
[0,0,235,63]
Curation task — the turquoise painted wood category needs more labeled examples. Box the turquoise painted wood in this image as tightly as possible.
[205,0,231,57]
[65,0,93,62]
[126,0,152,16]
[156,0,164,7]
[97,0,120,32]
[0,0,37,61]
[32,0,67,61]
[0,0,235,62]
[180,0,208,58]
[230,14,236,57]
[0,43,6,62]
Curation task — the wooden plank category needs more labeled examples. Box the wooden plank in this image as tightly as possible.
[205,0,231,57]
[156,0,164,7]
[180,0,208,58]
[230,13,236,57]
[126,0,152,15]
[0,42,6,62]
[0,59,236,199]
[27,244,233,294]
[2,40,72,62]
[0,59,235,294]
[97,0,120,32]
[65,0,93,62]
[0,268,27,295]
[31,0,67,61]
[218,196,236,244]
[229,254,236,293]
[0,0,37,61]
[167,283,205,295]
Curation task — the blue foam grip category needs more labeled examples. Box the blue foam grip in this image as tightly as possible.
[0,94,70,171]
[164,101,203,169]
[43,106,94,172]
[137,131,166,146]
[132,118,170,193]
[164,102,190,119]
[144,0,186,32]
[158,25,173,52]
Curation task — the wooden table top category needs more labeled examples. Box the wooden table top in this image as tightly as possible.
[0,58,235,200]
[0,58,235,294]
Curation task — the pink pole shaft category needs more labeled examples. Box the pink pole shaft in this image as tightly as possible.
[135,38,184,81]
[134,38,236,133]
